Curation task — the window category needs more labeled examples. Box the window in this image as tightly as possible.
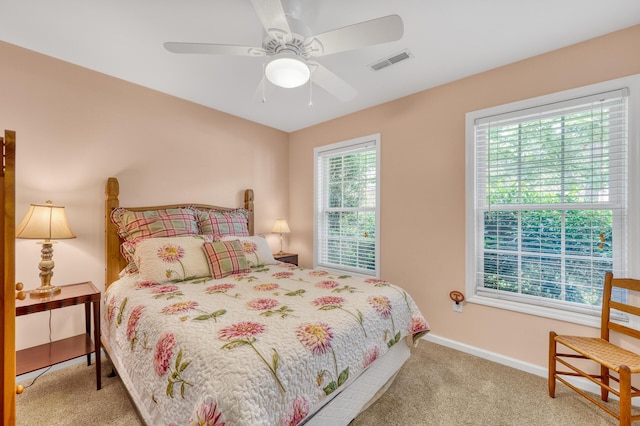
[314,134,380,276]
[466,76,639,324]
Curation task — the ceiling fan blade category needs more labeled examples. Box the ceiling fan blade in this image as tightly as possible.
[249,0,291,36]
[305,14,403,57]
[310,63,357,102]
[164,42,266,57]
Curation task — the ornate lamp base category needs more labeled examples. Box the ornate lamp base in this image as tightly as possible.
[30,285,61,298]
[29,241,61,298]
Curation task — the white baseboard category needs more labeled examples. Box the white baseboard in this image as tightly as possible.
[422,333,630,405]
[422,334,547,377]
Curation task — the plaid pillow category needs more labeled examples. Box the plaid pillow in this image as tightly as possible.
[111,207,198,241]
[202,240,251,279]
[197,209,249,237]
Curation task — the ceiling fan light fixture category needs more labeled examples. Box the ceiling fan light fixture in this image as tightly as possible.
[265,54,310,88]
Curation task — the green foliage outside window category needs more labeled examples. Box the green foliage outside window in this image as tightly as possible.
[482,109,616,306]
[325,151,377,271]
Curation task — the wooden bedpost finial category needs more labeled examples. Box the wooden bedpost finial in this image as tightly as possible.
[106,177,119,201]
[105,177,122,288]
[244,189,254,236]
[244,189,254,212]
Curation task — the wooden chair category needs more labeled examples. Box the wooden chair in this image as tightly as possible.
[549,272,640,425]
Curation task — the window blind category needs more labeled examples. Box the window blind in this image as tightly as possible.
[473,88,628,312]
[316,138,379,275]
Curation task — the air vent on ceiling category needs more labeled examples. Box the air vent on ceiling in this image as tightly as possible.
[369,49,412,71]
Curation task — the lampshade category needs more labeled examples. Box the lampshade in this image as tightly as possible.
[16,200,76,298]
[265,54,310,88]
[272,219,291,234]
[272,219,290,255]
[16,201,76,240]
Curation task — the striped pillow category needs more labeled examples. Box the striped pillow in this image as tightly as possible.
[197,209,249,237]
[202,240,251,279]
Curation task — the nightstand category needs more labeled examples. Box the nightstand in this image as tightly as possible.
[274,252,298,266]
[16,281,102,390]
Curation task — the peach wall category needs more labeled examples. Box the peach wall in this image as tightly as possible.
[0,41,289,350]
[288,25,640,368]
[3,23,639,367]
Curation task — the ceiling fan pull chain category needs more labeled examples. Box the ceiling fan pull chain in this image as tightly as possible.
[262,63,267,103]
[309,76,313,107]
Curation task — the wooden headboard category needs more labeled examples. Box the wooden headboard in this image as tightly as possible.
[104,177,254,289]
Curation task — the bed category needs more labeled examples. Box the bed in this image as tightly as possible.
[101,177,430,426]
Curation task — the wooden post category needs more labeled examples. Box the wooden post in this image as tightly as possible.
[105,177,122,288]
[244,189,255,236]
[2,130,17,425]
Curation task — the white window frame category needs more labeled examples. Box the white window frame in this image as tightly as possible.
[465,75,640,327]
[314,134,381,277]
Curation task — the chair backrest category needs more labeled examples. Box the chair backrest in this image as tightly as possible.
[601,272,640,342]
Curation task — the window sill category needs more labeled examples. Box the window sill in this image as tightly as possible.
[467,294,602,328]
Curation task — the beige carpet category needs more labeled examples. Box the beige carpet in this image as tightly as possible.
[17,340,630,425]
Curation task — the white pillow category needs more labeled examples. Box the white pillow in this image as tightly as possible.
[220,235,277,267]
[133,235,213,283]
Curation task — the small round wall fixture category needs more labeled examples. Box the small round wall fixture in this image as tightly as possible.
[449,290,465,304]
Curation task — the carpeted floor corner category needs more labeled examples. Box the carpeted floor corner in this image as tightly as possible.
[17,340,632,425]
[16,360,142,426]
[353,341,626,425]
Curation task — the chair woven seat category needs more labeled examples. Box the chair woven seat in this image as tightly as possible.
[554,335,640,373]
[549,273,640,426]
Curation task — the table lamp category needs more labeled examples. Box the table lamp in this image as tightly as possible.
[16,200,76,297]
[271,219,290,255]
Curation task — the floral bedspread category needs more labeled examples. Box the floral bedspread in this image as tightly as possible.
[103,263,430,426]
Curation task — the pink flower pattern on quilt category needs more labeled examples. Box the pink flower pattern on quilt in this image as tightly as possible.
[368,295,392,319]
[296,322,333,355]
[189,398,225,426]
[162,301,199,315]
[281,397,310,426]
[219,321,286,392]
[312,296,367,337]
[363,345,381,368]
[253,283,280,292]
[296,322,348,396]
[247,298,279,310]
[273,271,293,279]
[136,280,159,289]
[104,263,430,425]
[315,280,339,289]
[206,283,235,293]
[411,316,429,334]
[126,305,144,343]
[154,332,176,376]
[106,296,117,324]
[152,285,180,294]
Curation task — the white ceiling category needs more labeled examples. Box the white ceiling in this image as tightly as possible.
[2,0,639,132]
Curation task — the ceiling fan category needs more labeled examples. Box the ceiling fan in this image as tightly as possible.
[163,0,404,102]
